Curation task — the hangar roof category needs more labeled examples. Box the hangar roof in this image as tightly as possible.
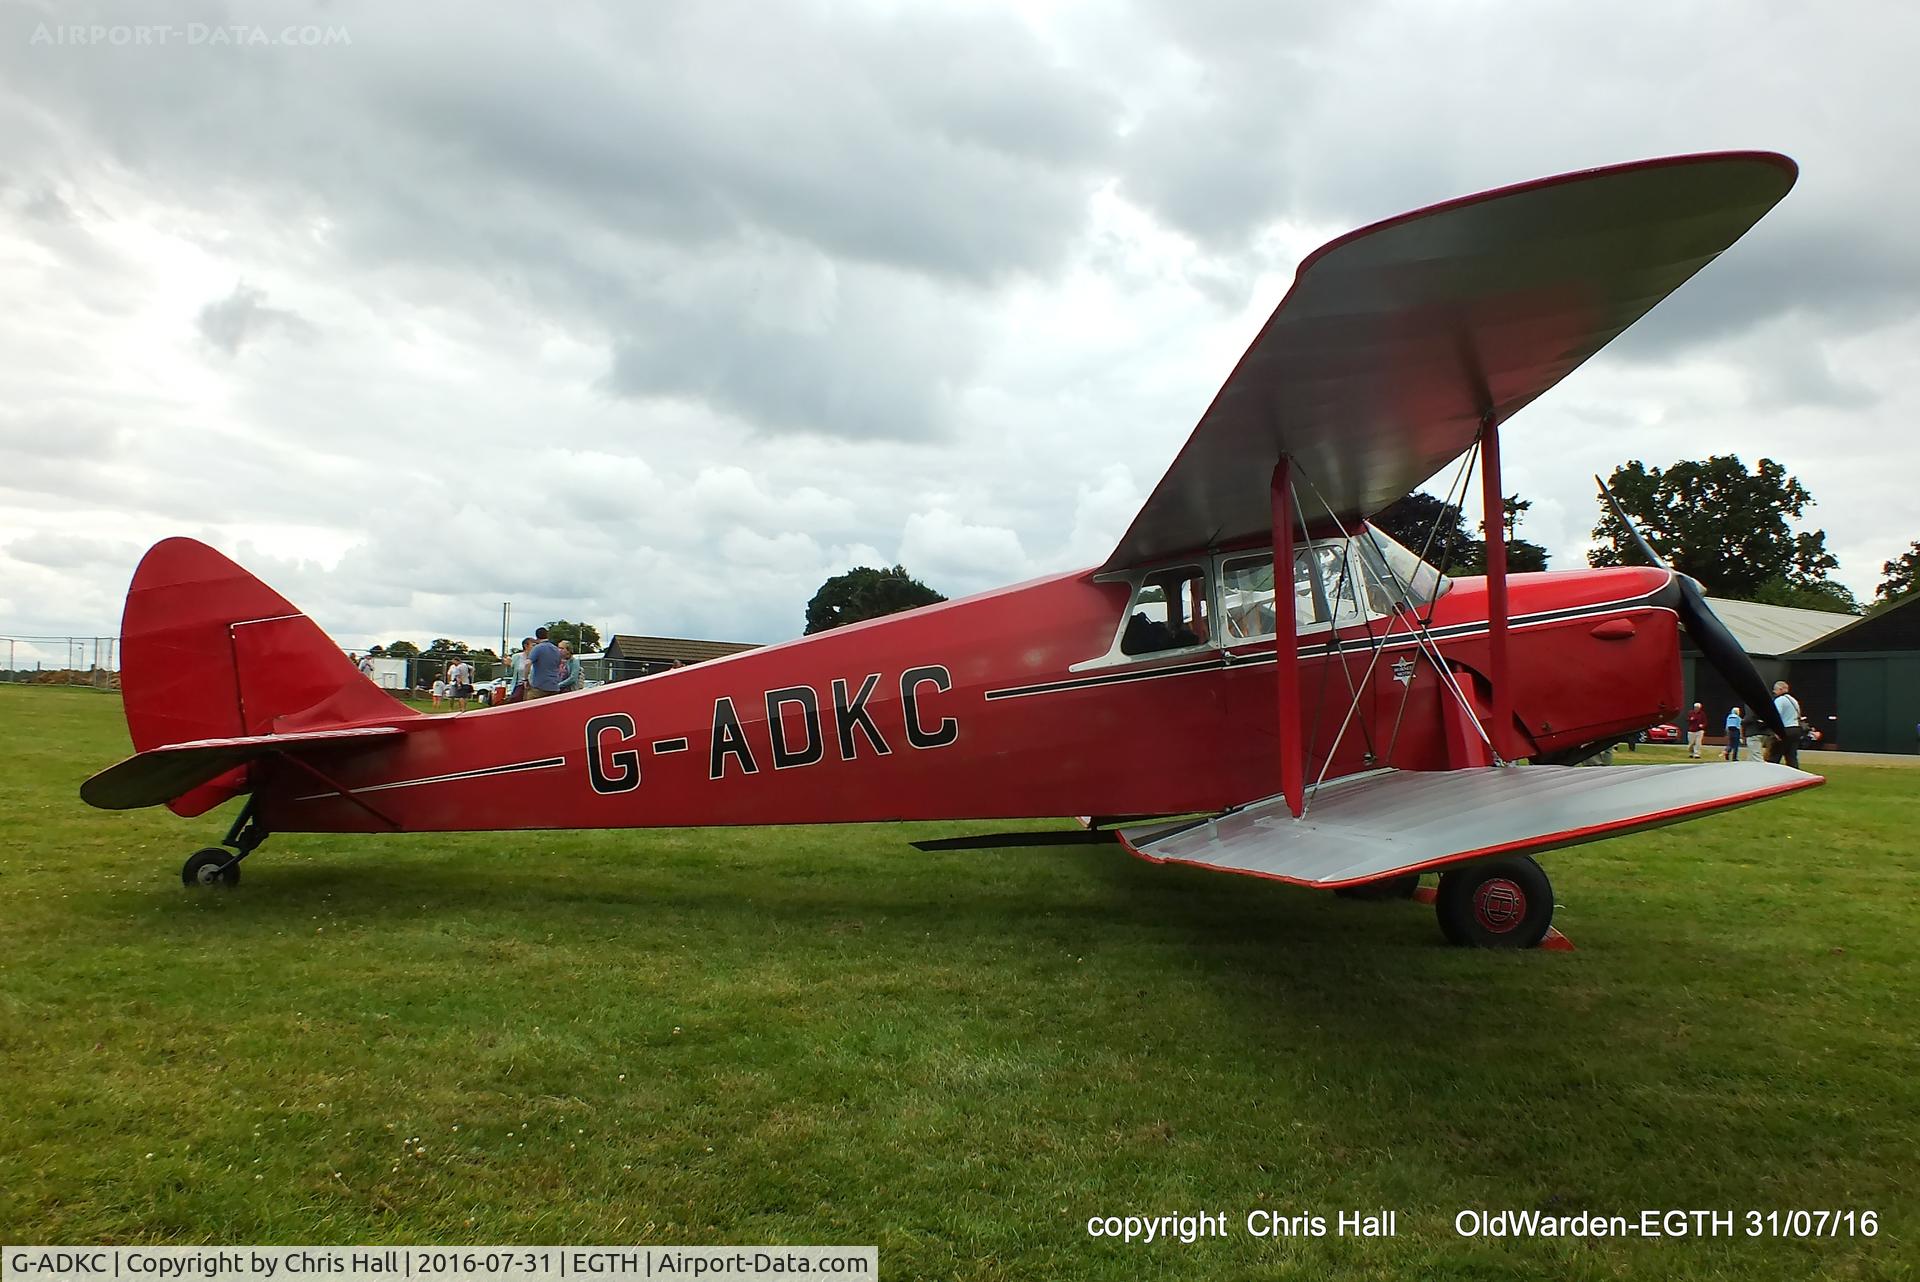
[604,634,760,665]
[1791,592,1920,655]
[1692,597,1855,658]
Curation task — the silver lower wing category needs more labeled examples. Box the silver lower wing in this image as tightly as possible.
[1119,763,1820,888]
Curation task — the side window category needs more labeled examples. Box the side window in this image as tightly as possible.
[1221,542,1375,641]
[1120,567,1210,655]
[1222,556,1277,640]
[1293,548,1327,628]
[1315,544,1366,625]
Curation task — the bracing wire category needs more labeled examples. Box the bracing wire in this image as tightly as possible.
[1328,436,1503,778]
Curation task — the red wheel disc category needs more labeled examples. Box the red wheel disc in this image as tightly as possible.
[1472,877,1527,933]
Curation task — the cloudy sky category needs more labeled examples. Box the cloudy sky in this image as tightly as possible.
[4,0,1917,662]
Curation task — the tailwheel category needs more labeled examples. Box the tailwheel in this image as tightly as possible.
[1435,856,1552,948]
[1334,873,1422,901]
[182,847,241,888]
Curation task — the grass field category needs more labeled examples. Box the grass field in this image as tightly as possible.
[1,685,1915,1278]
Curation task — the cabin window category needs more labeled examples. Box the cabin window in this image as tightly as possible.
[1355,524,1452,608]
[1221,555,1279,639]
[1220,540,1378,641]
[1313,543,1367,624]
[1119,566,1211,655]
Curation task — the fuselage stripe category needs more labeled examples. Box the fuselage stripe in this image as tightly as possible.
[983,591,1674,702]
[292,755,567,802]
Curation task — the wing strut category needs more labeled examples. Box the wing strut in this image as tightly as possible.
[1479,411,1513,756]
[1271,458,1304,818]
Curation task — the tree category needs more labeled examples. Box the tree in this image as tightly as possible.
[1750,576,1859,615]
[1877,541,1920,604]
[804,565,946,635]
[541,620,602,650]
[1589,455,1849,602]
[416,638,473,678]
[1370,491,1549,574]
[384,640,420,658]
[1370,493,1478,570]
[1471,494,1551,574]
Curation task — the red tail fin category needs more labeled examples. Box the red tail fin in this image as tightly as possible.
[120,538,419,814]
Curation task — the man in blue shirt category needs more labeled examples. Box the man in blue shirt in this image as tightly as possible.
[528,628,568,699]
[1722,706,1744,761]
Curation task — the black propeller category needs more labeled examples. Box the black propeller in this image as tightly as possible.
[1594,476,1786,737]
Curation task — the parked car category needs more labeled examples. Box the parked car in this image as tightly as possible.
[471,676,512,705]
[1644,722,1682,744]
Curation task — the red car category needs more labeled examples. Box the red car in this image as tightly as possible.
[1644,722,1682,744]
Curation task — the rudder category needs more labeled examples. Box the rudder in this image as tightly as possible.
[119,538,419,814]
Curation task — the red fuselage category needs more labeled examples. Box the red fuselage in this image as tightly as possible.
[257,562,1681,835]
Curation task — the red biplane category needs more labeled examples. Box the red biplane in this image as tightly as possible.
[83,151,1821,947]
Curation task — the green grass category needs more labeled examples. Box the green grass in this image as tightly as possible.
[1,685,1915,1279]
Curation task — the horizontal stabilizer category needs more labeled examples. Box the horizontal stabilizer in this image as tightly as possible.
[1120,763,1821,888]
[80,726,408,811]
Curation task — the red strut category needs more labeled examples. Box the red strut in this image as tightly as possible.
[1480,416,1512,759]
[1272,459,1304,817]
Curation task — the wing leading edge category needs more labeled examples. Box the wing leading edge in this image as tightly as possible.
[1106,151,1796,569]
[1118,762,1820,888]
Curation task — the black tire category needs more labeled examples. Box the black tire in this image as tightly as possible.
[1334,873,1422,901]
[182,848,240,888]
[1435,857,1552,948]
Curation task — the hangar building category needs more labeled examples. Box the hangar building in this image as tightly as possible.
[1681,594,1920,754]
[602,634,760,683]
[1785,594,1920,754]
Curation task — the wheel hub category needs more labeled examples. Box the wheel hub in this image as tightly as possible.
[1472,877,1526,932]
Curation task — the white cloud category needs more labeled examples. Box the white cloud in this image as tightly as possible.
[2,0,1917,652]
[897,509,1033,598]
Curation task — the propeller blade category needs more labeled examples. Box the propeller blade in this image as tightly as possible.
[1592,477,1780,734]
[1595,475,1668,571]
[1672,576,1787,736]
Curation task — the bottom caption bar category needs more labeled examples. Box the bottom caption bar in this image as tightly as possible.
[4,1248,878,1281]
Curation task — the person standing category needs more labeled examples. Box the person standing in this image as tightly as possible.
[557,640,583,691]
[448,657,471,712]
[1766,680,1804,768]
[1722,706,1744,761]
[509,638,534,702]
[1685,702,1706,758]
[528,628,567,699]
[431,672,446,709]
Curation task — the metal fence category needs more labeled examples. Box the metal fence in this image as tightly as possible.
[1,635,121,687]
[5,633,595,696]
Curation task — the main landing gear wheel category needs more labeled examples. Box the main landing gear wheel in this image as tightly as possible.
[182,847,241,888]
[1435,856,1553,948]
[1334,873,1422,901]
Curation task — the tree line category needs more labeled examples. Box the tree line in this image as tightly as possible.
[374,461,1920,657]
[805,457,1914,638]
[1378,455,1914,615]
[365,620,602,679]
